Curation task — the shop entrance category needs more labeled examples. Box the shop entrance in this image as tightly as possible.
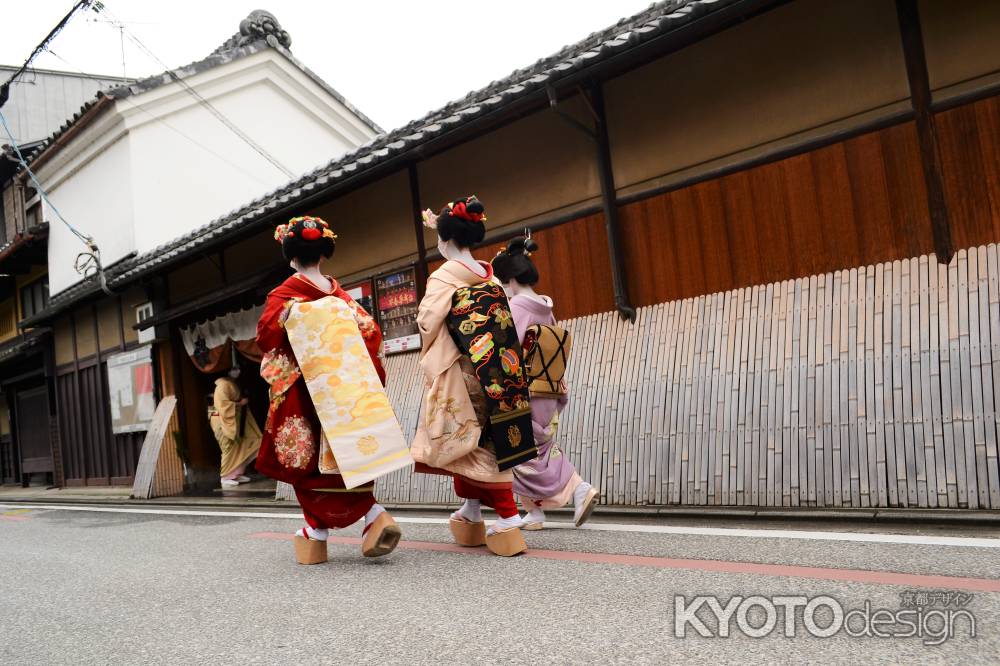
[174,305,276,497]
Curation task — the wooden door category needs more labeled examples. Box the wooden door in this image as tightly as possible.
[15,386,52,475]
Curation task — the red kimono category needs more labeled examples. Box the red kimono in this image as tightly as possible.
[256,273,387,529]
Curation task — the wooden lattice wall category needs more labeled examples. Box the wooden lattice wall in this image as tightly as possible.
[375,244,1000,509]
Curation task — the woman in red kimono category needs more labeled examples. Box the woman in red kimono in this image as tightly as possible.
[256,215,401,562]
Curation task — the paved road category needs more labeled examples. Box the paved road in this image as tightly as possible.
[1,504,998,665]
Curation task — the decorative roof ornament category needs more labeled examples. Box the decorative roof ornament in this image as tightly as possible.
[237,10,292,50]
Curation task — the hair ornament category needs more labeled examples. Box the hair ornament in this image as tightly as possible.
[277,216,335,243]
[422,208,439,230]
[449,195,487,223]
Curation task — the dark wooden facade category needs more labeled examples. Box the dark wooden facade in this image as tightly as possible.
[439,92,999,319]
[938,94,1000,250]
[617,121,933,307]
[55,361,145,486]
[54,302,148,487]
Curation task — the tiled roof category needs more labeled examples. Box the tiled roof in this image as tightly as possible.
[34,0,752,320]
[0,223,48,266]
[0,328,47,366]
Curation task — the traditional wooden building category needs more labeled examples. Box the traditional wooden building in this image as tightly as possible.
[7,10,381,489]
[1,65,133,486]
[19,0,1000,507]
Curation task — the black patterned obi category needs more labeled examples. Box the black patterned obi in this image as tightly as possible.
[447,281,537,470]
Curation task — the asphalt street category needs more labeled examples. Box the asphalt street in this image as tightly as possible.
[1,504,998,665]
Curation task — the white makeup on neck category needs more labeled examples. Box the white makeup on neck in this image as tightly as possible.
[438,237,487,278]
[504,280,539,299]
[290,258,332,292]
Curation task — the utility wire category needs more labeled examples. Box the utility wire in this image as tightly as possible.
[0,0,94,108]
[96,4,296,179]
[0,107,112,294]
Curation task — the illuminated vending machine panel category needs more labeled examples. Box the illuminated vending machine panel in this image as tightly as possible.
[375,267,420,354]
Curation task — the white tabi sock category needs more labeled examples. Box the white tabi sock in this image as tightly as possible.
[296,526,328,541]
[364,503,386,529]
[574,482,593,508]
[490,514,524,533]
[451,499,482,523]
[523,508,545,525]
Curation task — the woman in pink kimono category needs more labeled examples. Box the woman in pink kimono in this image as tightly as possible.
[492,235,599,530]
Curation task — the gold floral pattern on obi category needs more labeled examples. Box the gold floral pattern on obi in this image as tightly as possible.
[285,296,413,488]
[274,415,315,470]
[357,435,379,456]
[260,350,301,400]
[508,424,522,447]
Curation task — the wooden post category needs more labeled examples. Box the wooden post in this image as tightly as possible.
[408,162,429,300]
[589,82,636,322]
[70,310,85,484]
[896,0,953,265]
[42,342,64,487]
[115,294,125,351]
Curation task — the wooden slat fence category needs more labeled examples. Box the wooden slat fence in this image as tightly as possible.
[132,396,184,499]
[290,246,1000,509]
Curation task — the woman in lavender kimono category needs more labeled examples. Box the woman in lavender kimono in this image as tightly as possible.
[492,236,599,529]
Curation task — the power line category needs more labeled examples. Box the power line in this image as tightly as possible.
[0,0,112,294]
[95,4,296,179]
[0,107,112,294]
[0,0,95,108]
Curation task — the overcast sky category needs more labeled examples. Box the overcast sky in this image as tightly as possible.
[2,1,652,132]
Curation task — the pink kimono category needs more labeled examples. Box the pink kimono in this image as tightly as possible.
[509,293,583,509]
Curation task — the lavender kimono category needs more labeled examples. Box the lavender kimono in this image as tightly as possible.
[509,294,583,508]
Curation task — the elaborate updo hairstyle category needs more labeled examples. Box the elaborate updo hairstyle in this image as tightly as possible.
[436,195,487,248]
[492,235,540,286]
[274,215,337,266]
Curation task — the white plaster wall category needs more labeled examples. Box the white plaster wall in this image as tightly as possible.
[125,50,373,254]
[43,48,379,295]
[46,134,136,295]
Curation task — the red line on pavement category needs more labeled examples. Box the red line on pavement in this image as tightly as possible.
[0,515,29,521]
[247,531,1000,592]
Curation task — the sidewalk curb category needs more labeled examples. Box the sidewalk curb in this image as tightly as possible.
[3,494,1000,525]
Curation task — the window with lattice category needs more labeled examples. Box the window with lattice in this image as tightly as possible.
[19,278,48,319]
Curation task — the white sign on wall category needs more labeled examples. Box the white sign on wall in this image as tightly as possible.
[107,345,156,434]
